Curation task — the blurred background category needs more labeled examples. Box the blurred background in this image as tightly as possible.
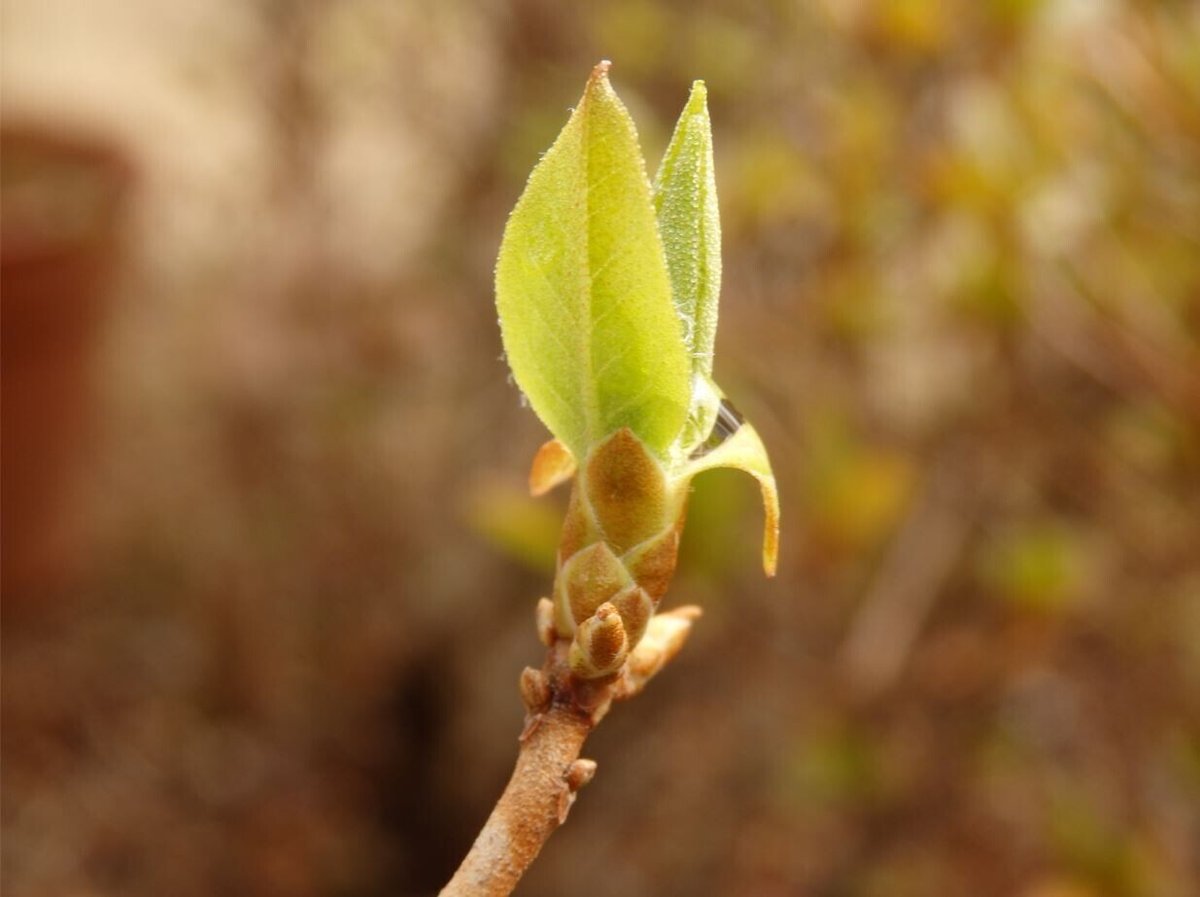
[3,1,1199,895]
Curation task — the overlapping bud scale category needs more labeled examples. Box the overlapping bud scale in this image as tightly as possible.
[549,429,687,679]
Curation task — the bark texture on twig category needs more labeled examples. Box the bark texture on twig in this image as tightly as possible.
[439,638,603,897]
[440,607,699,897]
[438,702,592,897]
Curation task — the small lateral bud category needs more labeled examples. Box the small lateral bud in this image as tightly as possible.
[569,603,629,679]
[519,666,551,713]
[565,758,597,791]
[536,597,557,647]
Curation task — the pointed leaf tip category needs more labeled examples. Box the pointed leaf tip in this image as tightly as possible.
[496,65,689,459]
[584,61,614,103]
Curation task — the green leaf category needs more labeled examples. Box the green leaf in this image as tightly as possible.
[496,61,690,460]
[653,81,722,381]
[653,82,724,456]
[678,421,780,576]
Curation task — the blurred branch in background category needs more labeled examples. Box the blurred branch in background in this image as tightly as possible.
[838,446,974,699]
[3,1,1199,897]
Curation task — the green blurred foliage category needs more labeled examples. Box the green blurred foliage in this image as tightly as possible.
[464,478,562,576]
[800,410,916,559]
[979,520,1086,613]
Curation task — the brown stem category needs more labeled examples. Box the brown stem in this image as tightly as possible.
[439,607,698,896]
[439,704,590,896]
[439,606,700,892]
[440,644,602,897]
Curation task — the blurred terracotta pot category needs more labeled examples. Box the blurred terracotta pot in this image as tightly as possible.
[2,124,131,618]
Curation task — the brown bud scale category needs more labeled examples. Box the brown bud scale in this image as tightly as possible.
[547,429,690,680]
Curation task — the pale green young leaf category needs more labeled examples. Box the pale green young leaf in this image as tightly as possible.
[495,62,690,460]
[678,421,780,576]
[653,81,721,381]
